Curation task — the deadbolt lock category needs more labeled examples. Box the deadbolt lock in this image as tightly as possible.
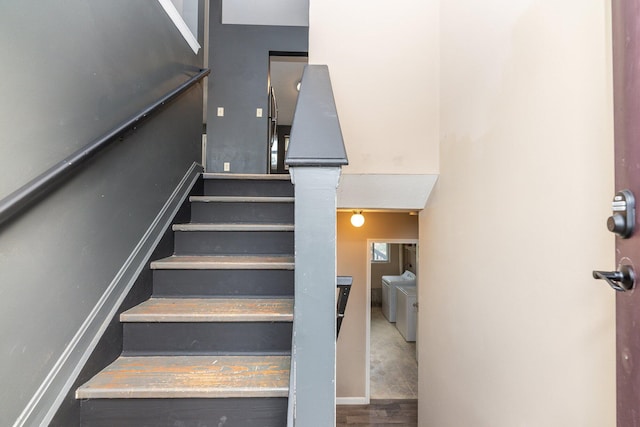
[607,189,635,238]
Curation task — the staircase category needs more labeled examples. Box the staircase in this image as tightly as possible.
[76,173,295,426]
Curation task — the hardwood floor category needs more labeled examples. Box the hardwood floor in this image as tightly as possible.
[337,399,417,426]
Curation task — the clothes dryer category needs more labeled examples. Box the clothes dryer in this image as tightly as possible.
[396,285,417,342]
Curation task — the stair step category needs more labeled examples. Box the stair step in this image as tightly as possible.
[201,174,293,197]
[190,198,294,224]
[151,255,294,270]
[121,298,293,322]
[203,173,290,180]
[76,355,290,399]
[173,228,293,256]
[76,172,296,425]
[190,196,294,203]
[123,321,293,356]
[172,223,294,232]
[80,398,287,427]
[153,269,294,298]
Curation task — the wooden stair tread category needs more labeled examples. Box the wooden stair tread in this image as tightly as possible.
[151,255,294,270]
[172,223,294,232]
[121,298,293,322]
[76,355,290,399]
[203,173,291,181]
[189,196,294,203]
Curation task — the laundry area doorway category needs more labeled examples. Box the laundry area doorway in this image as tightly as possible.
[367,239,419,400]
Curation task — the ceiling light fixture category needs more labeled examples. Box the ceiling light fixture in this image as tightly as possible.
[296,81,301,91]
[351,211,365,227]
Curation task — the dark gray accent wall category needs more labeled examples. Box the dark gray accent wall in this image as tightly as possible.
[206,0,308,173]
[0,2,205,426]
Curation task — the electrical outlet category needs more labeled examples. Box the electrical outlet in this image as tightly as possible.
[217,107,224,117]
[256,108,263,118]
[223,162,230,172]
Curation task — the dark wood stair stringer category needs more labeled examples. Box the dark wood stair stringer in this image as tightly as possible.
[76,174,294,426]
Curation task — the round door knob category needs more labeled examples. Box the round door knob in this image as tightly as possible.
[607,213,627,235]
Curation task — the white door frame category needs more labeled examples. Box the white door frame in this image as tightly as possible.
[365,238,419,403]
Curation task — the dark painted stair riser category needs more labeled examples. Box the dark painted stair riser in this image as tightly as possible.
[123,322,293,356]
[77,175,294,427]
[80,398,287,427]
[190,200,293,224]
[153,269,294,298]
[173,230,293,255]
[204,179,293,197]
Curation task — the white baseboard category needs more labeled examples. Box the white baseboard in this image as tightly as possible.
[336,397,369,405]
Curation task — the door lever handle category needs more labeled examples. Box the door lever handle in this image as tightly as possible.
[592,264,636,292]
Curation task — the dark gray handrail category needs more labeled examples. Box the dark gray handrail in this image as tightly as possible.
[285,65,348,167]
[0,68,210,227]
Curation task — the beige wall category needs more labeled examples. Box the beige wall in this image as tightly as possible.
[419,1,615,426]
[311,0,616,423]
[403,244,417,273]
[308,0,439,175]
[336,212,418,398]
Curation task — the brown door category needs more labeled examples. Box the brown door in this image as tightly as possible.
[609,2,640,425]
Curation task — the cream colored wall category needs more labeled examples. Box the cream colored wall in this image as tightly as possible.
[336,213,418,398]
[308,0,439,175]
[419,1,615,426]
[403,244,417,273]
[310,0,615,422]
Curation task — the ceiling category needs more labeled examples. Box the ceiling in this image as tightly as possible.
[222,0,309,27]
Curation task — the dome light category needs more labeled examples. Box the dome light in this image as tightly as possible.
[350,211,365,227]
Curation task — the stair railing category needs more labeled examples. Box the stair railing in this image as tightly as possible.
[285,65,348,427]
[0,68,210,227]
[336,276,353,338]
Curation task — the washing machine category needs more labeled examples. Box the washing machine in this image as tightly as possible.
[396,285,417,342]
[381,270,416,322]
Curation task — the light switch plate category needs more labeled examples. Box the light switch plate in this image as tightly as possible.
[217,107,224,117]
[256,108,263,118]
